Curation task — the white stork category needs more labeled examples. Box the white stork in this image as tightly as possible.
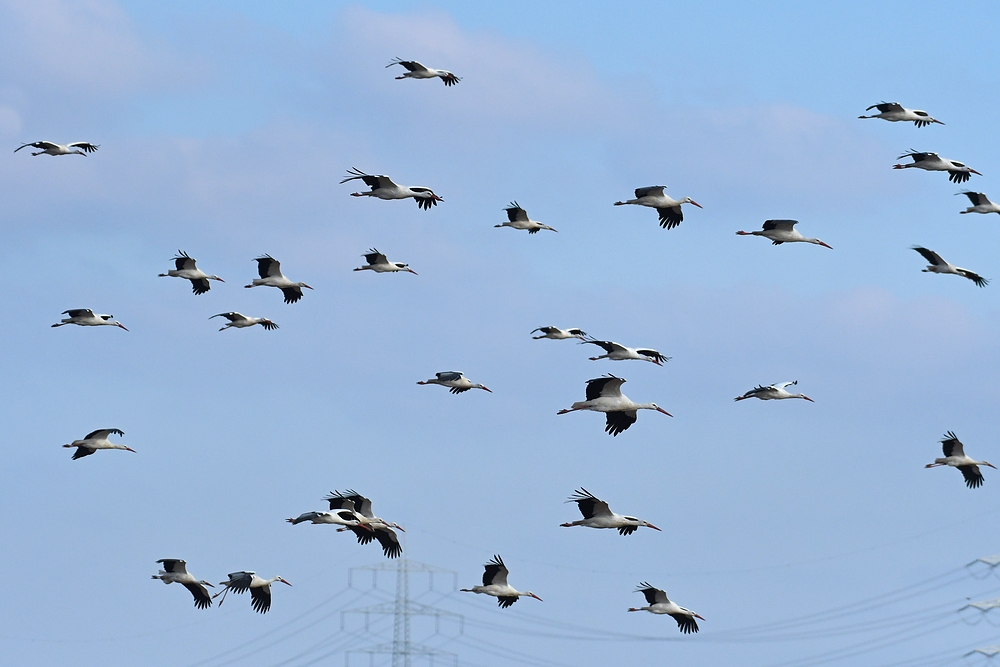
[557,375,671,436]
[354,249,417,274]
[926,431,995,489]
[245,255,313,303]
[151,559,213,609]
[417,371,492,394]
[495,202,557,234]
[736,220,832,248]
[531,326,588,340]
[63,428,134,459]
[614,186,702,229]
[341,168,443,209]
[958,191,1000,215]
[214,571,291,614]
[560,488,661,534]
[210,312,278,331]
[326,490,403,558]
[386,58,461,86]
[51,309,128,330]
[583,340,670,365]
[461,555,541,608]
[158,251,224,294]
[912,247,988,287]
[893,150,981,183]
[287,491,368,529]
[14,140,99,156]
[628,583,704,634]
[858,102,943,127]
[734,381,813,402]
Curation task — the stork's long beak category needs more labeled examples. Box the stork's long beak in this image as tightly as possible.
[303,284,314,290]
[125,446,136,453]
[971,169,983,176]
[530,593,543,601]
[690,200,703,208]
[656,407,673,417]
[117,323,129,331]
[281,579,293,586]
[694,613,705,620]
[819,241,833,249]
[802,396,815,403]
[433,194,444,201]
[646,523,662,532]
[986,463,998,469]
[481,387,493,393]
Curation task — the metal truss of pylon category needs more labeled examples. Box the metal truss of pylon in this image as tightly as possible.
[965,645,1000,658]
[342,558,463,667]
[964,598,1000,612]
[967,553,1000,580]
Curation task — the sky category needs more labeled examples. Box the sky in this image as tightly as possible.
[3,1,1000,666]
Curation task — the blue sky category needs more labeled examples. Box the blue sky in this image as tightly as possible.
[3,1,1000,666]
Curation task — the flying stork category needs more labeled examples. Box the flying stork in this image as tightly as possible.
[560,488,661,534]
[926,431,996,489]
[734,381,813,402]
[495,202,557,234]
[245,255,313,303]
[210,312,278,331]
[614,186,702,229]
[557,375,672,436]
[912,247,988,287]
[158,251,224,294]
[214,571,291,613]
[531,326,588,340]
[461,555,542,608]
[341,168,443,209]
[736,220,832,248]
[354,249,417,274]
[957,192,1000,215]
[417,371,492,394]
[386,58,461,86]
[14,141,99,156]
[326,490,403,558]
[287,492,368,529]
[51,309,128,330]
[628,583,704,634]
[583,340,670,365]
[858,102,943,127]
[893,151,981,183]
[63,428,134,459]
[151,559,213,609]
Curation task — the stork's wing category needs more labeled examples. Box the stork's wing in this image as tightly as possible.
[636,583,668,605]
[439,71,460,86]
[605,410,637,437]
[84,428,124,440]
[960,191,988,206]
[324,493,356,511]
[71,446,96,460]
[568,488,611,519]
[585,375,625,401]
[583,340,621,354]
[772,381,797,390]
[349,524,377,545]
[505,202,528,223]
[68,142,99,153]
[259,319,279,330]
[184,582,213,609]
[281,286,305,304]
[567,328,587,336]
[634,186,665,199]
[373,526,402,558]
[224,571,254,593]
[868,101,903,113]
[436,371,463,382]
[254,255,280,278]
[957,269,989,288]
[388,58,428,73]
[959,465,985,489]
[341,168,396,190]
[483,555,509,587]
[656,206,683,229]
[941,432,964,458]
[912,246,945,266]
[15,141,59,152]
[636,349,669,364]
[156,558,187,574]
[762,219,797,231]
[173,251,197,271]
[249,585,272,613]
[531,326,558,335]
[63,309,95,318]
[672,613,700,634]
[211,312,244,323]
[363,249,388,265]
[898,150,933,162]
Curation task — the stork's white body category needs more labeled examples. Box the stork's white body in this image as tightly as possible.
[496,202,557,234]
[417,371,491,394]
[734,381,814,402]
[894,151,981,183]
[386,58,461,86]
[736,220,832,248]
[51,309,128,330]
[15,140,99,156]
[151,559,213,609]
[958,192,1000,215]
[560,488,660,534]
[63,428,135,460]
[614,186,701,229]
[158,251,224,294]
[211,312,278,331]
[354,249,417,274]
[341,168,442,209]
[558,375,671,436]
[531,326,587,340]
[858,102,943,127]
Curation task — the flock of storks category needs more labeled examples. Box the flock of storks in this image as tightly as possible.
[24,59,997,634]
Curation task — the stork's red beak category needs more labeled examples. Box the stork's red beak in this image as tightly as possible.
[125,446,136,453]
[646,523,662,531]
[690,200,703,209]
[971,169,983,176]
[530,593,543,601]
[802,396,815,402]
[117,323,129,331]
[656,407,673,417]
